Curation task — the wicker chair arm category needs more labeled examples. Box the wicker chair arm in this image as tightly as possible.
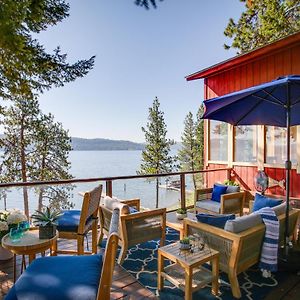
[220,191,245,215]
[121,198,140,211]
[121,207,166,221]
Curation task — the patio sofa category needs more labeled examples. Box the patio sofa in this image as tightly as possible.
[184,203,300,298]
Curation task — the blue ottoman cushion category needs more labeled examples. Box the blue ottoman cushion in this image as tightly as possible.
[5,255,103,300]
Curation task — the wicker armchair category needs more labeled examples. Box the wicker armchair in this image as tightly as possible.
[99,197,166,264]
[194,186,245,216]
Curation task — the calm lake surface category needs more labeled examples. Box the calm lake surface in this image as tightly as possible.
[1,150,190,212]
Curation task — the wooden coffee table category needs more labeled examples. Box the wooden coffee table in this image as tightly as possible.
[2,229,57,282]
[158,241,219,300]
[166,212,196,239]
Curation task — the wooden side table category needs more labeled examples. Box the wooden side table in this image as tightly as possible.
[166,212,196,239]
[158,241,219,300]
[2,229,57,282]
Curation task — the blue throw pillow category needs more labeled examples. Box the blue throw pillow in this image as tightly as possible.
[196,213,235,229]
[211,184,228,202]
[129,206,138,213]
[252,193,283,212]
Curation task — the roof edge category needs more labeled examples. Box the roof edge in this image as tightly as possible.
[186,31,300,81]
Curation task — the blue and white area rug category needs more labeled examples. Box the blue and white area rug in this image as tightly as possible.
[102,228,284,300]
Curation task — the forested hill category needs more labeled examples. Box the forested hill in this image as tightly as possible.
[71,137,145,151]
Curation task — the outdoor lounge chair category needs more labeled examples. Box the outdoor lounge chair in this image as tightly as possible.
[99,196,166,264]
[5,208,120,300]
[194,184,245,216]
[56,184,102,255]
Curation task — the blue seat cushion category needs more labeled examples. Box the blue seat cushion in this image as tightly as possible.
[5,255,103,300]
[196,213,235,229]
[252,193,283,212]
[211,184,227,202]
[57,210,93,232]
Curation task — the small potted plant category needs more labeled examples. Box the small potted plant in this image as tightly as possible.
[176,208,187,220]
[31,207,62,239]
[179,237,191,250]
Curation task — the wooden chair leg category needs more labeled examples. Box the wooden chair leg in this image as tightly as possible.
[77,235,85,255]
[228,269,241,299]
[92,222,98,254]
[98,231,104,246]
[117,245,127,264]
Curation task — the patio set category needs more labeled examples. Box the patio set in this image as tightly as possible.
[1,179,299,300]
[2,75,300,299]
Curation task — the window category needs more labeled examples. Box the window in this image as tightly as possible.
[209,120,228,161]
[234,126,258,162]
[265,126,297,164]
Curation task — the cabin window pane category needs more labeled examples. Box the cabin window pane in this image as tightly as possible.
[265,126,297,164]
[209,120,228,161]
[234,126,258,162]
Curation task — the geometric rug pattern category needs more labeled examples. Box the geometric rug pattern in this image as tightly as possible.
[118,228,284,300]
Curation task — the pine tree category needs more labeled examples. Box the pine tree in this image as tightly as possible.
[178,112,197,189]
[0,99,40,217]
[32,113,74,211]
[138,97,175,208]
[178,105,204,190]
[194,105,205,185]
[0,99,74,216]
[224,0,300,53]
[0,0,95,100]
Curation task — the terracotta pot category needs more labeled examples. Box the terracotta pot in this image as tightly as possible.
[0,245,13,260]
[39,225,56,239]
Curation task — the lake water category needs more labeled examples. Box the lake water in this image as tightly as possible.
[1,150,191,212]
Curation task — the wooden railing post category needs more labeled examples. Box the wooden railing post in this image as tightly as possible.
[180,174,186,209]
[106,180,113,197]
[227,168,232,181]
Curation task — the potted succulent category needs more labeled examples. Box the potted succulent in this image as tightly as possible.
[31,207,62,239]
[176,208,187,220]
[179,237,191,250]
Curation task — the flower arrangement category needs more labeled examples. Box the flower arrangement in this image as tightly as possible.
[0,209,27,240]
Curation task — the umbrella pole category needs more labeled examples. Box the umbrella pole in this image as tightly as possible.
[284,84,291,259]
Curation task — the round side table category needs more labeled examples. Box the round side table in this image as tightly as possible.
[2,229,58,282]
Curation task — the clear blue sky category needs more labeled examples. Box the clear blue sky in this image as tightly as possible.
[37,0,244,142]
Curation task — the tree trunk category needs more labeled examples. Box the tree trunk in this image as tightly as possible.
[38,188,44,211]
[20,120,29,218]
[155,177,159,208]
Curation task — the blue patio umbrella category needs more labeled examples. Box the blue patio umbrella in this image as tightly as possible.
[202,75,300,257]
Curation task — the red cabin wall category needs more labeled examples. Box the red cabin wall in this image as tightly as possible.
[204,43,300,198]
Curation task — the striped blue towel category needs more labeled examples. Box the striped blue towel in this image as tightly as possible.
[256,207,279,276]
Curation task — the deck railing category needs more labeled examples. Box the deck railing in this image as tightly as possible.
[0,168,232,216]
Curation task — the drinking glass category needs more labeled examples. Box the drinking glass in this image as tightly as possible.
[9,227,22,243]
[18,221,30,236]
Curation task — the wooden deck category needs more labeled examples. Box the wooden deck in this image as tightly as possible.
[0,236,157,300]
[1,235,300,300]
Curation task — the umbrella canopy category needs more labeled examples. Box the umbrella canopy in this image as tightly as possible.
[202,75,300,258]
[203,75,300,127]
